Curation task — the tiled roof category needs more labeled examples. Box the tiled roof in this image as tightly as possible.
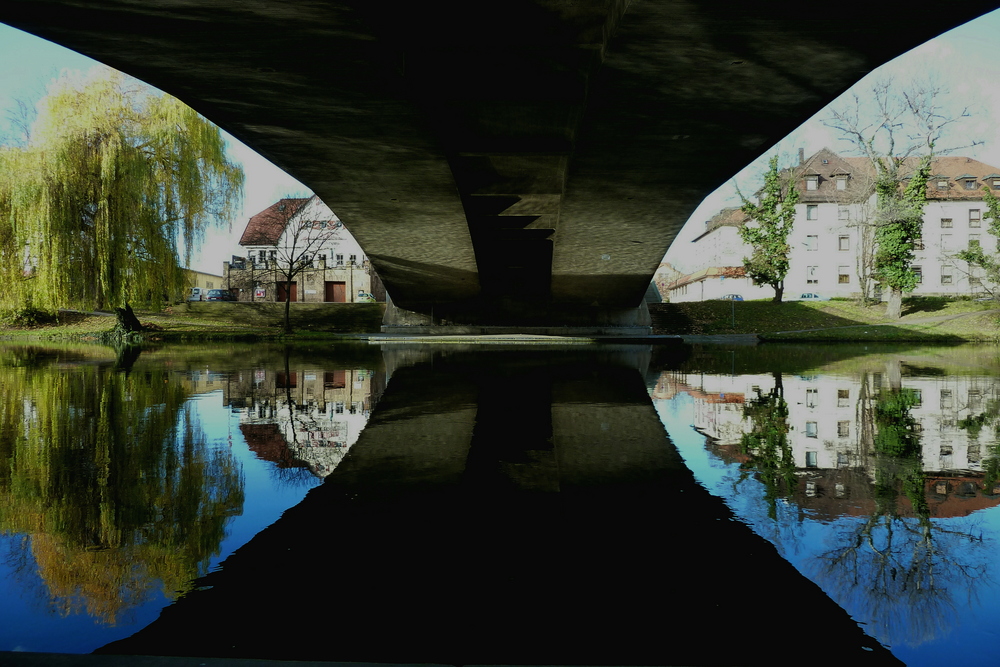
[238,198,310,246]
[667,266,745,289]
[787,148,1000,202]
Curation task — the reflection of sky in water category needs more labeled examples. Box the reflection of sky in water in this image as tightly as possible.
[0,389,321,654]
[654,390,1000,666]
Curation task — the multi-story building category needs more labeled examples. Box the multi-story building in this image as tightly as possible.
[667,148,1000,302]
[224,195,384,303]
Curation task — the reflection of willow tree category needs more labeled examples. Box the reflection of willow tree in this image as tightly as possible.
[0,352,244,625]
[738,372,796,520]
[815,386,988,648]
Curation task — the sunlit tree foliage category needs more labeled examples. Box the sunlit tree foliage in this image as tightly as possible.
[0,67,243,312]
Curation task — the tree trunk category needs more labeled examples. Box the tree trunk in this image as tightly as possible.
[772,283,784,303]
[284,278,293,333]
[885,288,903,319]
[114,304,143,332]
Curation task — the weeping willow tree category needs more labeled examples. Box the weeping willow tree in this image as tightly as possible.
[0,67,243,314]
[0,345,244,625]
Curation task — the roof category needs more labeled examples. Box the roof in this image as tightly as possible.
[667,266,745,290]
[787,148,1000,202]
[697,207,749,239]
[238,198,310,246]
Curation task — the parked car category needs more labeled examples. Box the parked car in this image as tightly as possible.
[187,287,204,301]
[717,294,744,301]
[795,292,829,301]
[206,289,236,301]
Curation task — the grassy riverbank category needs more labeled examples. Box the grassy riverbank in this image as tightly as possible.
[0,302,386,341]
[2,297,998,342]
[650,297,1000,342]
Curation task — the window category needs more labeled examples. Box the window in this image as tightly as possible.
[914,238,925,251]
[335,402,345,414]
[806,175,818,190]
[937,179,949,190]
[336,254,344,266]
[838,421,850,438]
[805,235,818,251]
[805,422,818,438]
[838,235,850,251]
[805,451,818,468]
[941,234,954,250]
[807,205,818,220]
[913,265,922,283]
[837,389,850,407]
[941,217,953,228]
[964,179,978,190]
[806,388,818,407]
[911,388,922,407]
[838,266,850,284]
[349,254,357,265]
[941,389,953,409]
[807,266,818,284]
[970,235,981,249]
[994,179,1000,190]
[941,271,953,285]
[269,250,277,259]
[836,176,848,191]
[970,209,982,227]
[838,206,850,220]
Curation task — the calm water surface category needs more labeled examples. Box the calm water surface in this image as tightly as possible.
[1,341,999,665]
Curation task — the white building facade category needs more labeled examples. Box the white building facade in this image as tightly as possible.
[226,195,383,303]
[668,148,1000,302]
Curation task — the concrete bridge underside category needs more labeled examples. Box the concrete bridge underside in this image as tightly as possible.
[2,1,997,332]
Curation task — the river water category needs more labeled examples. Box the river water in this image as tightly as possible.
[1,340,999,665]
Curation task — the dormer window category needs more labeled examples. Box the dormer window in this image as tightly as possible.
[936,179,949,190]
[985,174,1000,189]
[956,174,978,190]
[805,175,818,191]
[835,175,848,190]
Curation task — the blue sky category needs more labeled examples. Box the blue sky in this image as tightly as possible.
[2,12,1000,274]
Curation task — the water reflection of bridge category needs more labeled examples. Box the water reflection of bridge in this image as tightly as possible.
[655,370,1000,518]
[223,367,385,477]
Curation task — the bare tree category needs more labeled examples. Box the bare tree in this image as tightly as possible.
[271,203,340,333]
[824,77,980,318]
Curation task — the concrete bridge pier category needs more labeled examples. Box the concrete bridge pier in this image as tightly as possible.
[381,294,652,335]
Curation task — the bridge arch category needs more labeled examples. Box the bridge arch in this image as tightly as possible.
[1,1,996,332]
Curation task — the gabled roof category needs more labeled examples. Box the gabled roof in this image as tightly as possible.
[693,207,749,241]
[238,198,310,246]
[667,266,745,289]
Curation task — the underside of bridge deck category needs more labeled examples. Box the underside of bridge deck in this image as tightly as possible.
[1,1,996,332]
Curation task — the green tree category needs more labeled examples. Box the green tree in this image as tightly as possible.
[871,155,932,318]
[955,186,1000,295]
[0,67,243,323]
[737,155,798,303]
[825,78,975,318]
[738,372,796,519]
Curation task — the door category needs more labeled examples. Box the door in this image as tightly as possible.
[324,281,346,302]
[277,281,297,302]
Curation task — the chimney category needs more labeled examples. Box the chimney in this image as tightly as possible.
[798,148,805,165]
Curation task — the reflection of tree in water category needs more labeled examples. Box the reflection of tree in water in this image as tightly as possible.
[738,372,796,521]
[814,386,989,648]
[0,350,244,625]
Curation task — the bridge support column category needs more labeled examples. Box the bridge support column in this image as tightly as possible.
[381,295,652,336]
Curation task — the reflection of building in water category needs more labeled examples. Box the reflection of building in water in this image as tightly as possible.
[655,369,1000,517]
[224,368,384,477]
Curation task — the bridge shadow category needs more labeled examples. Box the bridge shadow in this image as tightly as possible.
[97,345,897,666]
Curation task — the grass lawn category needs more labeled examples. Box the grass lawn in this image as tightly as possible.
[0,302,387,341]
[651,296,1000,342]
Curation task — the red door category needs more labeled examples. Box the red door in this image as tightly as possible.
[277,281,297,302]
[324,281,346,302]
